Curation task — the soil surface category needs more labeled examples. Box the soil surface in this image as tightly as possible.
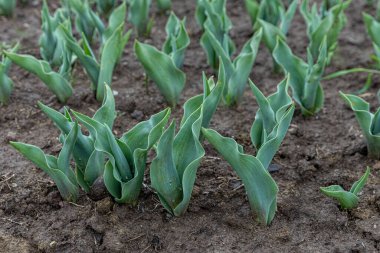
[1,0,379,252]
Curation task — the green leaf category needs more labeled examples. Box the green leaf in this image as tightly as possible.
[150,122,182,212]
[93,84,116,129]
[181,73,223,128]
[273,37,327,116]
[0,0,16,17]
[57,122,79,185]
[134,40,186,106]
[320,167,370,209]
[4,52,72,103]
[340,92,380,158]
[162,12,190,68]
[151,105,204,216]
[320,185,359,209]
[201,128,278,225]
[10,140,79,202]
[0,43,18,105]
[59,25,99,89]
[206,28,262,106]
[96,24,130,101]
[157,0,171,11]
[128,0,152,37]
[198,0,235,69]
[103,108,171,203]
[250,78,294,170]
[350,167,371,195]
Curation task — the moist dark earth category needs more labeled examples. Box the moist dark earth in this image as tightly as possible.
[1,0,380,252]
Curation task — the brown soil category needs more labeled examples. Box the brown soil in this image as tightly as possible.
[1,0,379,252]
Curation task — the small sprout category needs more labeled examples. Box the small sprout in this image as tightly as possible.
[127,0,152,37]
[273,37,328,116]
[150,75,223,216]
[39,0,71,67]
[202,78,295,225]
[320,167,371,209]
[134,13,189,107]
[207,28,262,106]
[363,12,380,68]
[0,43,18,105]
[300,0,351,64]
[4,51,73,103]
[11,123,80,202]
[38,85,116,192]
[0,0,16,17]
[197,0,235,70]
[340,92,380,159]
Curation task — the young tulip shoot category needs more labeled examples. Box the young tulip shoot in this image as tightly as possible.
[273,37,328,116]
[363,12,380,68]
[60,15,131,101]
[38,85,116,192]
[340,92,380,159]
[39,0,71,67]
[150,76,223,216]
[73,107,171,204]
[134,40,186,107]
[162,12,190,68]
[11,123,80,202]
[202,78,295,225]
[320,167,371,209]
[207,28,262,106]
[66,0,99,43]
[0,43,18,105]
[300,0,351,64]
[4,51,72,103]
[245,0,298,34]
[127,0,152,37]
[197,0,235,70]
[256,0,298,72]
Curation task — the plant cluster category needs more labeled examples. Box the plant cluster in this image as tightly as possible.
[3,0,376,226]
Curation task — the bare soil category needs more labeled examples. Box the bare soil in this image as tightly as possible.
[0,0,379,252]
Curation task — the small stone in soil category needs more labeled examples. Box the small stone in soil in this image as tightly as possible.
[87,177,108,201]
[96,197,113,215]
[268,164,281,173]
[131,110,144,121]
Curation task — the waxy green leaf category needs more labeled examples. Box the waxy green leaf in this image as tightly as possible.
[11,123,80,202]
[162,12,190,68]
[127,0,152,37]
[300,0,351,64]
[340,92,380,159]
[273,37,327,116]
[4,51,72,103]
[197,0,235,70]
[320,167,371,209]
[38,84,115,192]
[206,28,262,106]
[202,79,294,224]
[134,40,186,106]
[0,43,18,105]
[0,0,15,17]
